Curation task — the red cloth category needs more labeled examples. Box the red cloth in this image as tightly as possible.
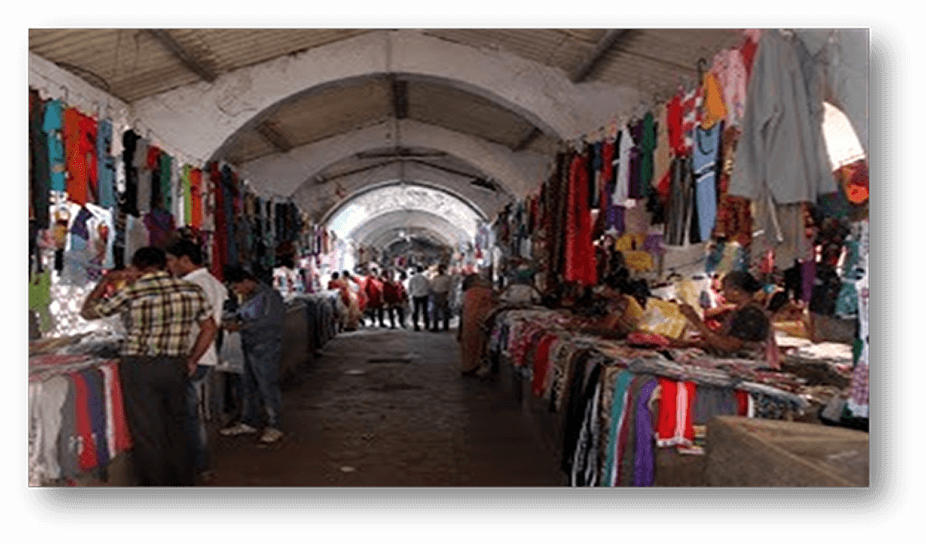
[364,277,383,307]
[64,108,98,206]
[734,390,751,416]
[107,362,133,453]
[655,378,696,447]
[530,334,559,397]
[70,372,99,472]
[601,141,616,185]
[626,331,671,348]
[190,168,203,228]
[382,280,403,304]
[739,32,760,82]
[666,96,686,157]
[563,153,598,287]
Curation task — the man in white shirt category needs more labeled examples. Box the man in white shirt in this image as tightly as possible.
[166,238,228,482]
[429,264,453,332]
[407,266,431,331]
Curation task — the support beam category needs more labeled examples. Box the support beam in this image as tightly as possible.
[147,29,217,83]
[391,78,409,119]
[569,29,631,83]
[255,121,294,153]
[513,128,541,152]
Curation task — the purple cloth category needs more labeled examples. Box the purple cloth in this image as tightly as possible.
[801,259,816,303]
[633,379,660,487]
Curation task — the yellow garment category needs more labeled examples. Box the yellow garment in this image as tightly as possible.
[637,298,689,339]
[653,102,672,189]
[700,73,728,129]
[622,251,655,272]
[614,233,647,252]
[674,279,702,313]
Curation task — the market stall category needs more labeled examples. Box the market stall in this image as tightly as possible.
[477,29,869,486]
[27,81,343,486]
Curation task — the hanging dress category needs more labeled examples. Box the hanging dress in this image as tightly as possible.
[693,122,722,241]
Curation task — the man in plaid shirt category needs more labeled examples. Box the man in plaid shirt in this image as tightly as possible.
[81,246,217,486]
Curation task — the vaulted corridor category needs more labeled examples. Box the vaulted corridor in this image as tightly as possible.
[205,328,563,487]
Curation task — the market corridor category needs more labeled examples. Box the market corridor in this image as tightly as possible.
[204,328,564,487]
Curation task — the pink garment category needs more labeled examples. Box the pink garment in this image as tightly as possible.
[710,48,749,127]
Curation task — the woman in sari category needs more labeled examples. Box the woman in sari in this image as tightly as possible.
[457,273,497,376]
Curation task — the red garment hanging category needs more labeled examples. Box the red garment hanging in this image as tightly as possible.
[190,168,204,228]
[563,153,598,287]
[64,108,99,206]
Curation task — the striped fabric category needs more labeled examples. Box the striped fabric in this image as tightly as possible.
[89,271,213,357]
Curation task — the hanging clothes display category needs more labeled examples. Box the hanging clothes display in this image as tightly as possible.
[563,152,598,287]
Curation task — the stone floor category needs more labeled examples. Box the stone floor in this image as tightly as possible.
[204,326,565,487]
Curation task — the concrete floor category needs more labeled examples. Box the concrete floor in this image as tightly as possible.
[204,327,566,487]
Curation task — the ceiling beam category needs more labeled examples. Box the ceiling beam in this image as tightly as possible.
[391,78,409,119]
[513,128,541,152]
[255,122,294,153]
[147,29,217,83]
[569,29,631,83]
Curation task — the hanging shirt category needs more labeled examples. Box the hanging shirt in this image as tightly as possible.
[710,48,748,128]
[190,168,204,229]
[143,208,176,249]
[97,119,116,209]
[611,128,632,205]
[700,72,728,130]
[729,30,833,204]
[42,100,67,192]
[693,123,722,240]
[64,108,98,207]
[119,130,141,217]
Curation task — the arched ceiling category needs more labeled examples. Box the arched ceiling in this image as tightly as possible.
[29,28,745,245]
[327,184,482,250]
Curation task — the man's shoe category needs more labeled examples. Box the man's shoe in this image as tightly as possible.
[260,427,283,444]
[220,422,258,436]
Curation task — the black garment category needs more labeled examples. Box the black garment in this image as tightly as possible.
[120,130,140,217]
[560,350,594,475]
[664,157,696,246]
[119,355,195,486]
[728,305,771,342]
[412,296,430,330]
[367,306,385,327]
[29,90,51,230]
[387,304,406,329]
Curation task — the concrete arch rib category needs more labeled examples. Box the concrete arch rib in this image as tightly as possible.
[327,185,481,244]
[292,160,510,224]
[239,120,546,204]
[130,29,643,165]
[350,210,467,249]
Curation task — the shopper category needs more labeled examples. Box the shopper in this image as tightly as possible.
[165,238,228,482]
[81,246,217,486]
[457,273,496,376]
[382,270,408,329]
[220,266,286,444]
[364,267,385,327]
[430,264,453,332]
[408,265,431,331]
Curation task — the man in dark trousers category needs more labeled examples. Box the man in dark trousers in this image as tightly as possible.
[407,266,431,331]
[81,246,217,486]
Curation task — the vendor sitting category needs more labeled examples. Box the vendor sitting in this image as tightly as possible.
[676,271,781,369]
[575,274,642,340]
